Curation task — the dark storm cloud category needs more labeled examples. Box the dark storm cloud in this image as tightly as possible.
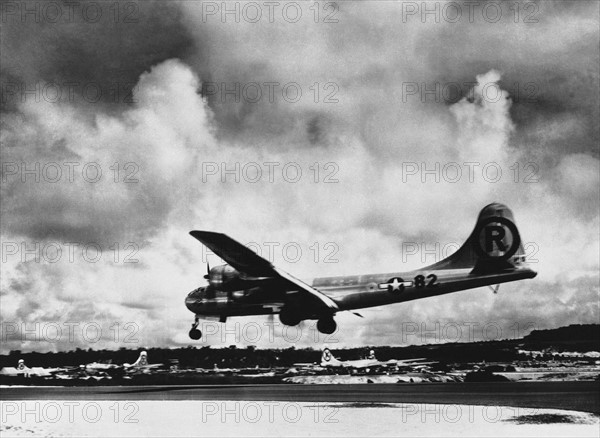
[1,0,195,112]
[180,0,599,160]
[395,1,599,159]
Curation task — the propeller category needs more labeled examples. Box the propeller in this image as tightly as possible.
[204,261,210,280]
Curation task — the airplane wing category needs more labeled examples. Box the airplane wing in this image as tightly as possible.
[385,358,429,365]
[125,364,162,370]
[386,360,437,369]
[342,360,377,369]
[0,367,19,376]
[190,231,339,313]
[190,231,274,277]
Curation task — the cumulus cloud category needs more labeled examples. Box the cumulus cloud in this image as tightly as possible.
[1,59,213,244]
[1,0,598,352]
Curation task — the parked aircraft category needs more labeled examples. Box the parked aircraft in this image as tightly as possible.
[319,347,380,369]
[0,359,66,378]
[319,347,435,370]
[123,351,163,372]
[84,361,121,373]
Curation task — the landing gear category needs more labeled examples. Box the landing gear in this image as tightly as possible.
[189,328,202,340]
[317,317,337,334]
[279,309,301,326]
[189,316,202,340]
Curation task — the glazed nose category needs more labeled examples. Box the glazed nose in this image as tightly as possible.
[185,288,204,311]
[185,294,194,312]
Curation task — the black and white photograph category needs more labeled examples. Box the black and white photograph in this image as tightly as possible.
[0,0,599,436]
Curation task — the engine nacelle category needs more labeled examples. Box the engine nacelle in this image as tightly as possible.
[207,264,241,289]
[230,287,261,302]
[231,290,250,301]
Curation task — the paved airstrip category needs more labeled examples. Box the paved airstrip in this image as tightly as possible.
[2,381,599,413]
[2,382,599,437]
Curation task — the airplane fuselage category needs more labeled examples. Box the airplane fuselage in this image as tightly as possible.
[185,263,536,319]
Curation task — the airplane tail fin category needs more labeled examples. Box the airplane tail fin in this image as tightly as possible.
[424,203,528,274]
[132,351,148,367]
[320,347,342,366]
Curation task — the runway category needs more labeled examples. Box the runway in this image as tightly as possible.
[2,381,599,414]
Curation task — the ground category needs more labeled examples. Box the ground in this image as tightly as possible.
[1,401,599,437]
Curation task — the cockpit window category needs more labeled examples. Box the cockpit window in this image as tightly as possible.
[188,287,203,298]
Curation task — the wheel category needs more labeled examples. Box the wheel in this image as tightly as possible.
[189,328,202,340]
[279,310,301,326]
[317,317,337,334]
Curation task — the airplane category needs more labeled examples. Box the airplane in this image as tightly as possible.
[0,359,66,378]
[80,352,164,377]
[209,363,240,374]
[123,351,163,372]
[84,361,121,373]
[185,203,537,339]
[79,360,126,379]
[319,347,435,370]
[319,347,380,369]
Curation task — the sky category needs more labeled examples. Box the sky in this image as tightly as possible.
[0,0,598,353]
